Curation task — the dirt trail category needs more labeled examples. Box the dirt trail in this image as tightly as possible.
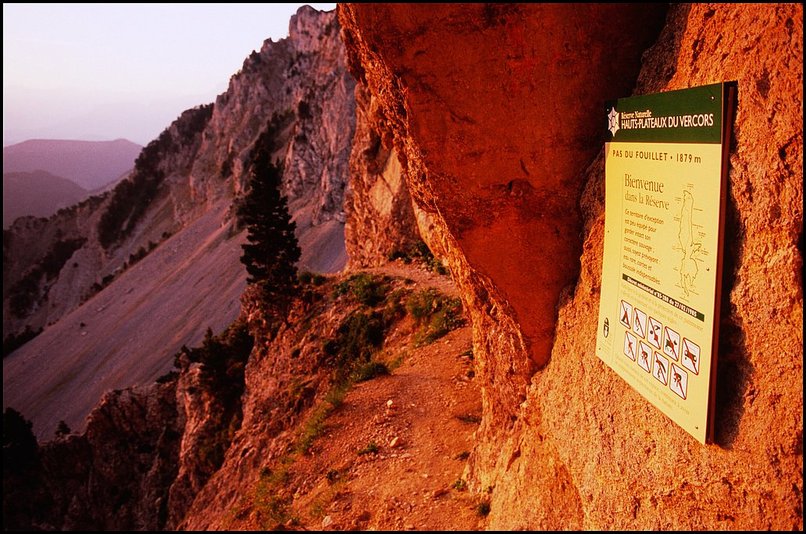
[250,262,487,531]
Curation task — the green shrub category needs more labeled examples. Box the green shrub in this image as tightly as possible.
[405,288,439,320]
[419,297,464,344]
[296,405,330,455]
[255,464,292,526]
[406,289,465,345]
[185,323,254,391]
[334,273,390,307]
[326,311,385,378]
[388,240,448,274]
[352,360,390,382]
[382,288,409,325]
[323,382,350,409]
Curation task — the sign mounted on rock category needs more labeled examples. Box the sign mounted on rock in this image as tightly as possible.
[596,82,736,444]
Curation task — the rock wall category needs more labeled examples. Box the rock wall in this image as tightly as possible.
[339,0,667,465]
[340,3,803,530]
[1,380,183,531]
[190,5,356,272]
[344,83,422,268]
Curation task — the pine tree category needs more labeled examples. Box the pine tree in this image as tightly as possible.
[237,126,301,319]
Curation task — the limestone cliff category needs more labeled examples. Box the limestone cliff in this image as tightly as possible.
[2,104,212,343]
[340,3,803,530]
[189,4,356,272]
[4,4,801,531]
[3,6,354,440]
[344,83,423,268]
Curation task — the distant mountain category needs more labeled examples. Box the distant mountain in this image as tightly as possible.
[2,138,141,190]
[3,170,87,228]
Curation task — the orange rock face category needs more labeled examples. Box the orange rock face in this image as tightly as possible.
[340,3,667,369]
[344,84,422,268]
[341,3,803,530]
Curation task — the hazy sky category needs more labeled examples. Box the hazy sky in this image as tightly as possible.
[3,3,336,146]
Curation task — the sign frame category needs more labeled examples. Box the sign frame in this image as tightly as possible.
[596,82,737,444]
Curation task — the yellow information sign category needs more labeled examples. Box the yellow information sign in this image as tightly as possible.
[596,83,736,443]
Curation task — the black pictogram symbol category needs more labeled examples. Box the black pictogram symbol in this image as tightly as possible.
[620,300,633,328]
[653,352,669,385]
[681,338,700,375]
[663,326,680,361]
[670,363,687,400]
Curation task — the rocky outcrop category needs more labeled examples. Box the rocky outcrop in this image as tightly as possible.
[344,83,422,268]
[2,105,213,342]
[340,2,802,530]
[177,283,351,530]
[339,0,667,465]
[4,326,251,531]
[189,5,355,272]
[340,3,667,371]
[3,6,354,340]
[2,380,182,531]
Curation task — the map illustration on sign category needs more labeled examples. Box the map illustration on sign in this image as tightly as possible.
[675,189,706,298]
[595,82,735,444]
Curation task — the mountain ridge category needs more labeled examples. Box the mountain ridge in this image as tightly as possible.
[3,170,88,228]
[3,138,142,190]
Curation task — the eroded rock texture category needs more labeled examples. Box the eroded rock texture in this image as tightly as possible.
[2,381,182,531]
[341,2,802,530]
[344,83,423,268]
